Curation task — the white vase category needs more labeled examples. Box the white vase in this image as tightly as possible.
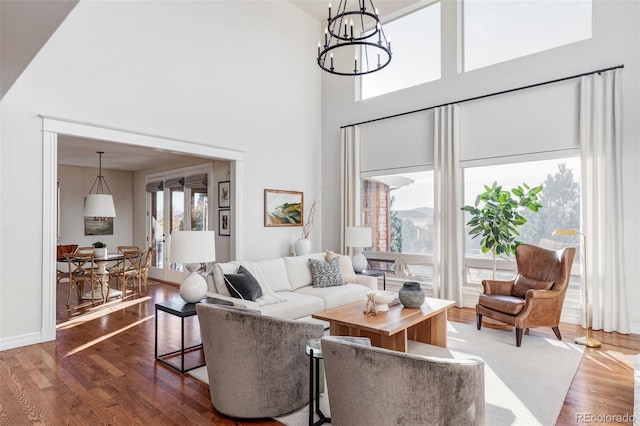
[294,238,311,256]
[93,247,107,258]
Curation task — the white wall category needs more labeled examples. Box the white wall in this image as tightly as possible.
[319,0,640,332]
[0,1,321,348]
[58,165,134,248]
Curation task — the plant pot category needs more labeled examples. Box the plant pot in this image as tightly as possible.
[398,281,425,308]
[294,239,311,256]
[94,247,107,258]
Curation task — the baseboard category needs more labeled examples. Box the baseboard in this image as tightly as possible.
[0,331,43,351]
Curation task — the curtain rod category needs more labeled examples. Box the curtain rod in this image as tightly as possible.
[340,64,624,129]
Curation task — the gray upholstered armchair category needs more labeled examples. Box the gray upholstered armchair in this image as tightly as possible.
[320,336,485,425]
[196,303,324,419]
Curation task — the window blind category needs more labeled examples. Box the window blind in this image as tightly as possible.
[184,173,208,188]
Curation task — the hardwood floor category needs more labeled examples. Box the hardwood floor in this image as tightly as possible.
[1,280,638,425]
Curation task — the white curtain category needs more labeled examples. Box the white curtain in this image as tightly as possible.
[580,69,629,333]
[433,105,464,306]
[340,126,361,254]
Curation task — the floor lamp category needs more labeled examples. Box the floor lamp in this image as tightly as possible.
[552,228,601,348]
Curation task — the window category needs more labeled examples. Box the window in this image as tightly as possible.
[464,0,592,71]
[362,169,434,281]
[463,156,582,290]
[190,188,208,231]
[361,3,441,100]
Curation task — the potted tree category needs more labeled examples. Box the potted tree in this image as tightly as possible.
[92,241,107,258]
[461,181,543,279]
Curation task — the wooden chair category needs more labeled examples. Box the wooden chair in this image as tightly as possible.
[56,244,78,287]
[63,252,103,307]
[137,247,153,294]
[111,249,144,300]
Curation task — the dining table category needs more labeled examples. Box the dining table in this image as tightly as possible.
[63,253,125,301]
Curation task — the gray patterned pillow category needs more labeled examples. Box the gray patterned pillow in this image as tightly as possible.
[309,257,345,288]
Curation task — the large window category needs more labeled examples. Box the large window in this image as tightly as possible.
[464,0,592,71]
[463,156,582,287]
[361,3,441,100]
[362,169,434,281]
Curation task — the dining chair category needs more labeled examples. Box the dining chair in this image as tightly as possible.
[112,249,144,300]
[137,247,154,294]
[63,252,102,307]
[56,244,78,287]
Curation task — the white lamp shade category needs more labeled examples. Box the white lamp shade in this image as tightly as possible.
[345,227,372,248]
[84,194,116,217]
[170,231,216,264]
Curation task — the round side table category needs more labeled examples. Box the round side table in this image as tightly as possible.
[306,338,330,426]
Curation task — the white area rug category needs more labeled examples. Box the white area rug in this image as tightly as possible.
[189,321,585,425]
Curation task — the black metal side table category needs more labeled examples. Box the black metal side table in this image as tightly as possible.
[306,338,330,426]
[155,296,232,374]
[355,269,386,290]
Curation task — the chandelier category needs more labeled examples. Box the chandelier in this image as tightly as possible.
[317,0,392,76]
[83,151,116,218]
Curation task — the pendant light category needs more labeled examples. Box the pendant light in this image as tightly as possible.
[84,151,116,218]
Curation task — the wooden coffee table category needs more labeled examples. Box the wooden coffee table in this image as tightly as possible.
[312,297,455,353]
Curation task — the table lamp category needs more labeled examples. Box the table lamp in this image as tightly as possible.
[552,228,601,348]
[346,226,372,273]
[170,231,216,303]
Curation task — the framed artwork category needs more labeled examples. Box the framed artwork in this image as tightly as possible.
[219,209,231,236]
[85,217,113,235]
[264,189,303,227]
[218,181,230,208]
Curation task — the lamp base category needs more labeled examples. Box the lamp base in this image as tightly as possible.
[352,252,368,273]
[180,265,207,303]
[574,335,601,348]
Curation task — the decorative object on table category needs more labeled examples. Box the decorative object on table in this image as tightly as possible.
[316,0,392,76]
[367,290,396,312]
[461,181,543,279]
[91,241,107,258]
[218,209,230,236]
[170,230,216,303]
[345,226,372,273]
[363,292,377,315]
[552,228,601,348]
[294,194,320,256]
[84,151,116,219]
[398,281,425,308]
[264,189,303,227]
[218,180,230,208]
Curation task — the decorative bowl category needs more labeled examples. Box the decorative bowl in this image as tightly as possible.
[367,290,397,312]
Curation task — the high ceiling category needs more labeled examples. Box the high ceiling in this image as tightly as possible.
[1,0,422,170]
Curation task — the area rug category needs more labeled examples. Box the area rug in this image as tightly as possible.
[189,321,585,425]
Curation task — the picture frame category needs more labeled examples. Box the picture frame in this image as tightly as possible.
[219,209,231,236]
[218,181,230,208]
[85,217,114,236]
[264,189,303,227]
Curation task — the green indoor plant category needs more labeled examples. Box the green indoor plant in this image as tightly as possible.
[461,181,543,279]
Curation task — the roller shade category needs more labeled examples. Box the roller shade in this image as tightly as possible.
[184,173,208,188]
[165,177,184,189]
[145,181,164,192]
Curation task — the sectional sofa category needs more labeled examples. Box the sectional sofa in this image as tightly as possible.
[204,252,378,320]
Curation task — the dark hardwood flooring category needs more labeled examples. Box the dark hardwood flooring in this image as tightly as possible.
[0,279,637,425]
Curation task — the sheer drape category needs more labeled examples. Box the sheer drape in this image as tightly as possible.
[580,69,629,333]
[433,105,464,306]
[340,126,361,254]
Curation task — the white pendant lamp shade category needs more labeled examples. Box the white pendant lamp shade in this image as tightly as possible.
[84,151,116,218]
[84,194,116,218]
[170,231,216,303]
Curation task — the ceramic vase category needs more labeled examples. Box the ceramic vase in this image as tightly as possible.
[294,238,311,256]
[93,247,107,258]
[398,281,425,308]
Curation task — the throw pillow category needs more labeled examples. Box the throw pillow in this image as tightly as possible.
[309,257,345,288]
[512,274,554,298]
[325,250,357,283]
[224,265,263,301]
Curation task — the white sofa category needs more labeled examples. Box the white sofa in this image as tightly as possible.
[205,252,378,320]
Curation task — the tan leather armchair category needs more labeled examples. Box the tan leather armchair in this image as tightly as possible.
[476,243,576,347]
